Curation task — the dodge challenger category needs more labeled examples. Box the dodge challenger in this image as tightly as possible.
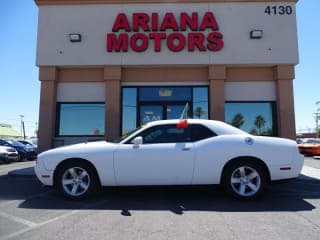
[35,119,304,200]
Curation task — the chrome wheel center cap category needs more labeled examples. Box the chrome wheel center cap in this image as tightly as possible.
[241,177,249,184]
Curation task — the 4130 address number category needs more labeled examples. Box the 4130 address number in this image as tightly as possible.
[264,5,293,15]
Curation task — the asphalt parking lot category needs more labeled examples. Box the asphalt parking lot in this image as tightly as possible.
[0,158,320,240]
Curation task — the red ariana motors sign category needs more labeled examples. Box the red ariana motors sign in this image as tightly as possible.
[106,12,224,52]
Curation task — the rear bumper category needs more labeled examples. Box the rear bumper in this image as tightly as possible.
[270,154,304,181]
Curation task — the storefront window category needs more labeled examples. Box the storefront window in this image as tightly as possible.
[225,102,276,136]
[122,88,137,135]
[57,103,105,136]
[193,87,209,119]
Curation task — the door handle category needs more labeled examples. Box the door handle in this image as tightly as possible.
[182,147,191,151]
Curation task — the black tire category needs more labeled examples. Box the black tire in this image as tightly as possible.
[55,161,99,200]
[222,160,267,200]
[18,153,26,162]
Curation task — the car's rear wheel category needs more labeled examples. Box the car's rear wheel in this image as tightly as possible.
[56,162,98,200]
[222,160,266,200]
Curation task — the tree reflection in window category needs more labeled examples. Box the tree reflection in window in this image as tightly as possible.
[230,113,245,128]
[225,102,276,136]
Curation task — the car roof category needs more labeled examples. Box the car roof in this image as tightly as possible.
[145,119,247,136]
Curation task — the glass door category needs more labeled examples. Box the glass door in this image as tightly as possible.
[140,105,163,125]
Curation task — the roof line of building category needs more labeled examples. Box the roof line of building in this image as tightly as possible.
[35,0,298,6]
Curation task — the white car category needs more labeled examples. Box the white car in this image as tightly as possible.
[0,146,19,163]
[35,119,304,200]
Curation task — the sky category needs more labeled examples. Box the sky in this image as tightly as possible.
[0,0,319,137]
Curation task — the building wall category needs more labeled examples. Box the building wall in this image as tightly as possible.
[36,2,298,66]
[35,0,298,152]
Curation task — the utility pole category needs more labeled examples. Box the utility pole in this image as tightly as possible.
[315,101,320,138]
[20,115,26,140]
[35,122,38,137]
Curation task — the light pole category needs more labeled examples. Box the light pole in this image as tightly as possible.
[19,115,26,140]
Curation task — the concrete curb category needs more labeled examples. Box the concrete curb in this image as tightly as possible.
[8,167,36,178]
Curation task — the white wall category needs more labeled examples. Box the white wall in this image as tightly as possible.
[57,82,105,102]
[37,2,298,66]
[225,82,276,101]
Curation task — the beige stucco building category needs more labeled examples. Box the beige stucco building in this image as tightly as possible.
[35,0,299,152]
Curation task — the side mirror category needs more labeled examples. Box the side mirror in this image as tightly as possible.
[132,136,143,148]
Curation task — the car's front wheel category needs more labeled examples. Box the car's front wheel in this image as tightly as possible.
[56,162,98,200]
[222,160,266,200]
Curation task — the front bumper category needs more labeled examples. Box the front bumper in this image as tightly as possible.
[8,153,19,161]
[0,155,8,162]
[35,160,54,186]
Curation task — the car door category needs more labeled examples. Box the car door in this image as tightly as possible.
[114,124,195,185]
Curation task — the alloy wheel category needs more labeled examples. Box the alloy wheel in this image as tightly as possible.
[62,167,91,197]
[230,166,261,197]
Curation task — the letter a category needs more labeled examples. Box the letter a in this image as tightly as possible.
[112,13,131,32]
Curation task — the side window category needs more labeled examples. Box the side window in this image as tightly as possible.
[190,124,216,142]
[139,125,192,144]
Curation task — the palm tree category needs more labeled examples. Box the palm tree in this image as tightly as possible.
[254,115,266,135]
[250,128,258,135]
[230,113,245,129]
[194,107,205,119]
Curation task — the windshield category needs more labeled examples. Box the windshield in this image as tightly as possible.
[6,139,25,147]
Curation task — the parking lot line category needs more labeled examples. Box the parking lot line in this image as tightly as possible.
[0,197,111,240]
[301,166,320,180]
[0,210,80,240]
[0,211,37,228]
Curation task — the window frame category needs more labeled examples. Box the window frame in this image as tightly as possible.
[123,123,216,145]
[56,102,106,137]
[225,101,278,136]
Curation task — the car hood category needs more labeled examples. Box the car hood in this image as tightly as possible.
[0,146,9,150]
[39,141,117,157]
[0,146,12,152]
